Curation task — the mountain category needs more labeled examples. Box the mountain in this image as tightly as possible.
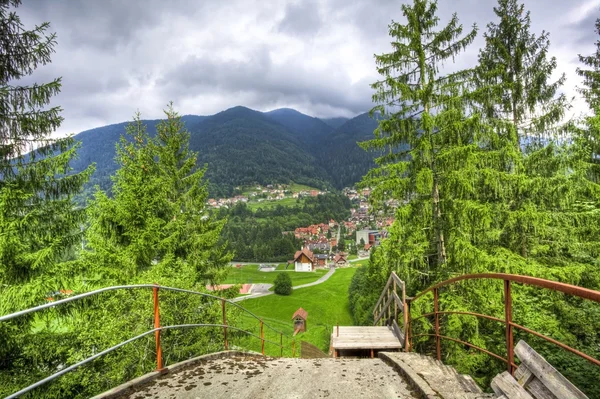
[315,112,381,189]
[71,107,333,198]
[187,106,331,196]
[264,108,333,148]
[321,117,350,129]
[67,105,387,199]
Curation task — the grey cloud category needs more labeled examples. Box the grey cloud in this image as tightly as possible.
[9,0,595,136]
[278,1,323,37]
[157,47,373,116]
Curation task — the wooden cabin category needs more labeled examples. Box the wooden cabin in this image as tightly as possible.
[292,307,308,334]
[293,248,315,272]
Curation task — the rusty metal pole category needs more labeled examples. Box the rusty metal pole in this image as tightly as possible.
[153,285,163,371]
[504,280,514,375]
[280,332,283,357]
[221,299,228,350]
[260,319,265,355]
[434,288,441,361]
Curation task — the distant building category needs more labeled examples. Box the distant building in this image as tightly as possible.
[356,229,381,247]
[292,248,315,272]
[333,253,348,266]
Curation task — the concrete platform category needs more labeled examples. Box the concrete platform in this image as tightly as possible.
[113,355,416,399]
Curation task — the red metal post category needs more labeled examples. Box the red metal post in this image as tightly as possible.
[260,319,265,355]
[434,288,441,361]
[403,291,410,352]
[153,285,163,371]
[221,299,228,350]
[504,280,514,375]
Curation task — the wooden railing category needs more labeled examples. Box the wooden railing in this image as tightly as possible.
[372,272,410,349]
[376,273,600,375]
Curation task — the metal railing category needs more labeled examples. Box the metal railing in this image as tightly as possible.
[0,284,296,398]
[400,273,600,375]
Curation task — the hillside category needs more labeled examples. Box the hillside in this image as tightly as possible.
[315,112,382,189]
[264,108,334,148]
[67,106,388,198]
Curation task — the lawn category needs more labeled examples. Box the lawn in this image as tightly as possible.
[236,267,357,355]
[223,264,327,287]
[246,197,301,211]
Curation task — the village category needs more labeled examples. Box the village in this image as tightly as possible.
[206,183,328,208]
[285,186,397,272]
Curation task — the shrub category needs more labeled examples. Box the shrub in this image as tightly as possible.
[274,272,293,295]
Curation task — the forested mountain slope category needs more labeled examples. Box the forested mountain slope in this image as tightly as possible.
[69,106,386,197]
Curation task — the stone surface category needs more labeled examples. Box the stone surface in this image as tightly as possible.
[379,352,494,399]
[116,355,417,399]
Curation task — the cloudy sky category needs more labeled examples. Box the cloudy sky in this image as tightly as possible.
[15,0,600,136]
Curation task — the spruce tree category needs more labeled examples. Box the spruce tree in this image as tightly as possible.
[85,105,231,287]
[360,0,479,288]
[475,0,600,266]
[0,0,93,310]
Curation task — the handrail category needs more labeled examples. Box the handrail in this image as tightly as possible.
[412,273,600,302]
[4,323,281,399]
[0,284,296,398]
[407,273,600,375]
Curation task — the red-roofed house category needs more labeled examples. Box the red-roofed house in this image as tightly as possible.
[292,248,315,272]
[333,253,348,266]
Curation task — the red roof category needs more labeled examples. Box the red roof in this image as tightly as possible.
[292,307,308,320]
[334,254,347,263]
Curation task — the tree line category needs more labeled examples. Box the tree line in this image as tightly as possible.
[349,0,600,395]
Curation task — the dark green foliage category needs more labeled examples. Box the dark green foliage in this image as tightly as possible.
[0,0,93,307]
[274,272,293,295]
[84,105,232,285]
[264,108,333,147]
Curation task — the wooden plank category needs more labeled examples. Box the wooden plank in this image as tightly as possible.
[491,371,535,399]
[392,319,405,345]
[515,340,588,399]
[373,274,395,313]
[526,379,559,399]
[515,365,535,387]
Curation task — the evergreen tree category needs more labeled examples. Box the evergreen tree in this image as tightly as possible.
[0,0,93,310]
[85,105,231,287]
[576,14,600,184]
[360,0,478,286]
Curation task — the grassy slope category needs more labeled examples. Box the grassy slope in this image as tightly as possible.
[223,265,327,287]
[239,267,357,354]
[246,197,301,210]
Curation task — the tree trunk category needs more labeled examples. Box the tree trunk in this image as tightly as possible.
[432,177,447,265]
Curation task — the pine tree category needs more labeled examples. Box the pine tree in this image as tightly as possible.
[360,0,479,288]
[576,14,600,184]
[0,0,93,311]
[475,0,598,263]
[85,105,231,287]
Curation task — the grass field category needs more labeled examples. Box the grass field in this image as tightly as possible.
[246,197,301,210]
[223,265,327,287]
[237,267,357,354]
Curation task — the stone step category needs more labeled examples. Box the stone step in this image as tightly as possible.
[379,352,494,399]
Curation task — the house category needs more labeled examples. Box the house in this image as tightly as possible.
[314,254,328,267]
[292,248,315,272]
[333,253,348,266]
[292,307,308,334]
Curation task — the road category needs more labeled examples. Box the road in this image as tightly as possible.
[231,267,336,303]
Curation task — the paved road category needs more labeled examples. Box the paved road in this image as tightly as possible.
[231,267,336,303]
